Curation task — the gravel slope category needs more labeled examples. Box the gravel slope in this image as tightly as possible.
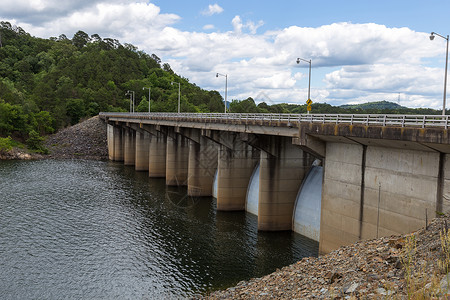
[45,116,108,160]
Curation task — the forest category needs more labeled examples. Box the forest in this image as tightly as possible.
[0,21,443,152]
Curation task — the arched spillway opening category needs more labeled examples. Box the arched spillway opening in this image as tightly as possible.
[212,169,218,199]
[245,163,260,215]
[293,162,323,242]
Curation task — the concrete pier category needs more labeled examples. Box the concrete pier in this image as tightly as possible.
[257,137,308,231]
[148,131,167,178]
[216,142,259,211]
[123,128,136,166]
[107,124,114,160]
[112,125,123,161]
[166,134,189,186]
[187,137,218,196]
[135,131,150,171]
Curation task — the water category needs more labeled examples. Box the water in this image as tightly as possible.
[0,160,318,299]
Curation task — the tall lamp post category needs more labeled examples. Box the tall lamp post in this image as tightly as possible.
[296,58,312,102]
[430,32,449,115]
[216,73,228,113]
[143,87,151,113]
[171,81,181,113]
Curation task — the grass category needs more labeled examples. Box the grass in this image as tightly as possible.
[397,224,450,299]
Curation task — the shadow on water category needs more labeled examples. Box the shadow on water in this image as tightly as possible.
[0,160,318,298]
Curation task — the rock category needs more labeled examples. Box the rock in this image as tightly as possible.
[376,287,387,295]
[345,282,359,294]
[440,273,450,294]
[325,271,342,284]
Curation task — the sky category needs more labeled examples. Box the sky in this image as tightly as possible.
[2,0,450,109]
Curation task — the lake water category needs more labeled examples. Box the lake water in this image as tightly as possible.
[0,159,318,299]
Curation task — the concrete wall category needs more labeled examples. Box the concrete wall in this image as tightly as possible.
[319,142,364,254]
[320,142,443,254]
[361,146,439,238]
[443,154,450,213]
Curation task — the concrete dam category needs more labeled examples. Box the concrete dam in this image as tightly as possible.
[100,112,450,254]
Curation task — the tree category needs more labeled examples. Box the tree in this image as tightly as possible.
[72,30,90,49]
[66,99,85,125]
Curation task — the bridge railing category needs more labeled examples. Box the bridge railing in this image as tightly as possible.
[100,112,450,129]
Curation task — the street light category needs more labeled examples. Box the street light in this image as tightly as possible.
[143,87,151,113]
[171,81,181,113]
[430,32,449,115]
[296,58,312,103]
[216,73,228,113]
[125,90,135,112]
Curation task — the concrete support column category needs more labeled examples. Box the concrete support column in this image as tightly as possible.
[112,125,124,161]
[107,124,114,160]
[217,143,259,210]
[166,134,189,185]
[123,128,136,166]
[319,142,364,254]
[148,132,167,178]
[187,137,218,196]
[135,131,150,171]
[258,137,307,231]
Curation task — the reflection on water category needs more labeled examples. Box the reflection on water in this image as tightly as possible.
[0,160,318,298]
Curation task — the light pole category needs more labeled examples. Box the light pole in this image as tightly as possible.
[143,87,151,113]
[430,32,449,115]
[125,90,135,112]
[216,73,228,113]
[171,81,181,113]
[296,58,312,102]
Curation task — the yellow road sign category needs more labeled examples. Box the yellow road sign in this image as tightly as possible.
[306,99,312,105]
[307,105,311,111]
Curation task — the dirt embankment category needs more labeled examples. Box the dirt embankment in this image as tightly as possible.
[44,115,108,160]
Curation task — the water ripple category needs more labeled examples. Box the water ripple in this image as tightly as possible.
[0,160,318,299]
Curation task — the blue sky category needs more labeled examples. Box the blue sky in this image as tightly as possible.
[2,0,450,108]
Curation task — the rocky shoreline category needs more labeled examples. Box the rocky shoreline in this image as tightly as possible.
[202,215,450,299]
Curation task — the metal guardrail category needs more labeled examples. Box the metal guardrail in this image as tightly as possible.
[100,112,450,129]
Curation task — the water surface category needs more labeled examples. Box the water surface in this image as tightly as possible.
[0,160,318,299]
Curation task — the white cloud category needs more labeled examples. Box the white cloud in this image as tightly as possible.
[201,4,224,16]
[231,15,264,34]
[203,24,215,30]
[6,2,180,39]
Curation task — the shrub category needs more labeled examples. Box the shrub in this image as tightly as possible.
[26,130,48,154]
[0,136,13,153]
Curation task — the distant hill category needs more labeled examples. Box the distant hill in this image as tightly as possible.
[340,101,406,110]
